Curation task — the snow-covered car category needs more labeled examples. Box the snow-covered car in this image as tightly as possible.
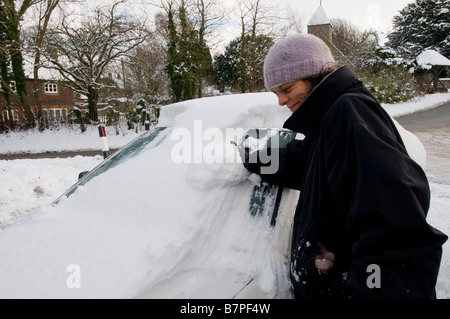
[0,92,425,299]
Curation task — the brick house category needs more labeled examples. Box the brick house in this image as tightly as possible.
[1,74,75,125]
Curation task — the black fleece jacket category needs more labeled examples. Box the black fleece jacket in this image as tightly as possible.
[249,66,447,299]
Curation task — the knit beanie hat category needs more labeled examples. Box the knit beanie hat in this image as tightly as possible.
[264,33,335,91]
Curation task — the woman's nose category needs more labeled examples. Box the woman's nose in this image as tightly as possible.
[277,93,288,106]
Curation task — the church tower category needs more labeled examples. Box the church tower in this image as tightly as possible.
[307,4,333,44]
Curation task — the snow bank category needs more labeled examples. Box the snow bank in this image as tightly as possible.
[382,92,450,118]
[0,125,141,154]
[0,156,103,225]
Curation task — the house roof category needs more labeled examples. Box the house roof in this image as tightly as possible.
[307,6,332,26]
[417,49,450,68]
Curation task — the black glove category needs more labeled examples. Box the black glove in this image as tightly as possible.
[238,145,262,174]
[236,128,296,176]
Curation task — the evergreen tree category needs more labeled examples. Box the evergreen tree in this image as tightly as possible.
[166,4,183,102]
[0,6,13,130]
[238,28,248,93]
[212,34,273,93]
[164,1,212,102]
[0,0,37,128]
[387,0,450,60]
[246,34,273,92]
[212,38,241,92]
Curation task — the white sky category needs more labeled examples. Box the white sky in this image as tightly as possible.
[36,0,416,54]
[212,0,416,53]
[79,0,415,32]
[291,0,415,33]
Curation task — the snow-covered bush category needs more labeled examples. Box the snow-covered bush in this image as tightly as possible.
[359,66,421,103]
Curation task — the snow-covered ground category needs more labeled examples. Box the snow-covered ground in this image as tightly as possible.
[0,92,449,298]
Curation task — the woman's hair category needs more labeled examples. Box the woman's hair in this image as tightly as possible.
[304,62,339,89]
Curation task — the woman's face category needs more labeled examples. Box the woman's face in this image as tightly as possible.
[272,80,313,113]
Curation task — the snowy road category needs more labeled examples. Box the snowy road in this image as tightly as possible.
[396,102,450,130]
[397,102,450,183]
[0,149,119,160]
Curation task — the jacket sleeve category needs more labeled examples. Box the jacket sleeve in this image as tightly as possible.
[324,99,448,298]
[242,136,312,190]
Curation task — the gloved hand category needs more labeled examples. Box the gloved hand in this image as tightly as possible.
[236,128,296,176]
[237,144,262,175]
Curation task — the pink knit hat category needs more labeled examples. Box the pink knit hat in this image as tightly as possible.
[264,33,335,91]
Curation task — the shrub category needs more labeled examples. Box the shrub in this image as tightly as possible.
[358,66,421,103]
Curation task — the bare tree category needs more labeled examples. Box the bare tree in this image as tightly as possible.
[330,18,379,69]
[330,18,362,65]
[42,0,148,122]
[236,0,278,92]
[28,0,61,131]
[283,3,305,35]
[126,17,169,124]
[192,0,229,54]
[192,0,229,96]
[236,0,280,38]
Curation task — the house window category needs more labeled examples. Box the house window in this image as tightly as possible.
[43,108,67,122]
[3,110,19,121]
[44,83,58,94]
[9,81,17,93]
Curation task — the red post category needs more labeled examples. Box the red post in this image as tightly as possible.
[98,125,110,159]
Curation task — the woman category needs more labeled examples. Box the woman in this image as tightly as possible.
[243,34,447,299]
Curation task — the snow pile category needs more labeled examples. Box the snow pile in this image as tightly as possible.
[0,156,103,225]
[383,92,450,117]
[0,125,141,154]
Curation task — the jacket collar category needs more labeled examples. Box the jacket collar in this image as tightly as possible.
[283,66,363,134]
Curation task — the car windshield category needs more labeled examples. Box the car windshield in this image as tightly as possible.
[53,127,168,204]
